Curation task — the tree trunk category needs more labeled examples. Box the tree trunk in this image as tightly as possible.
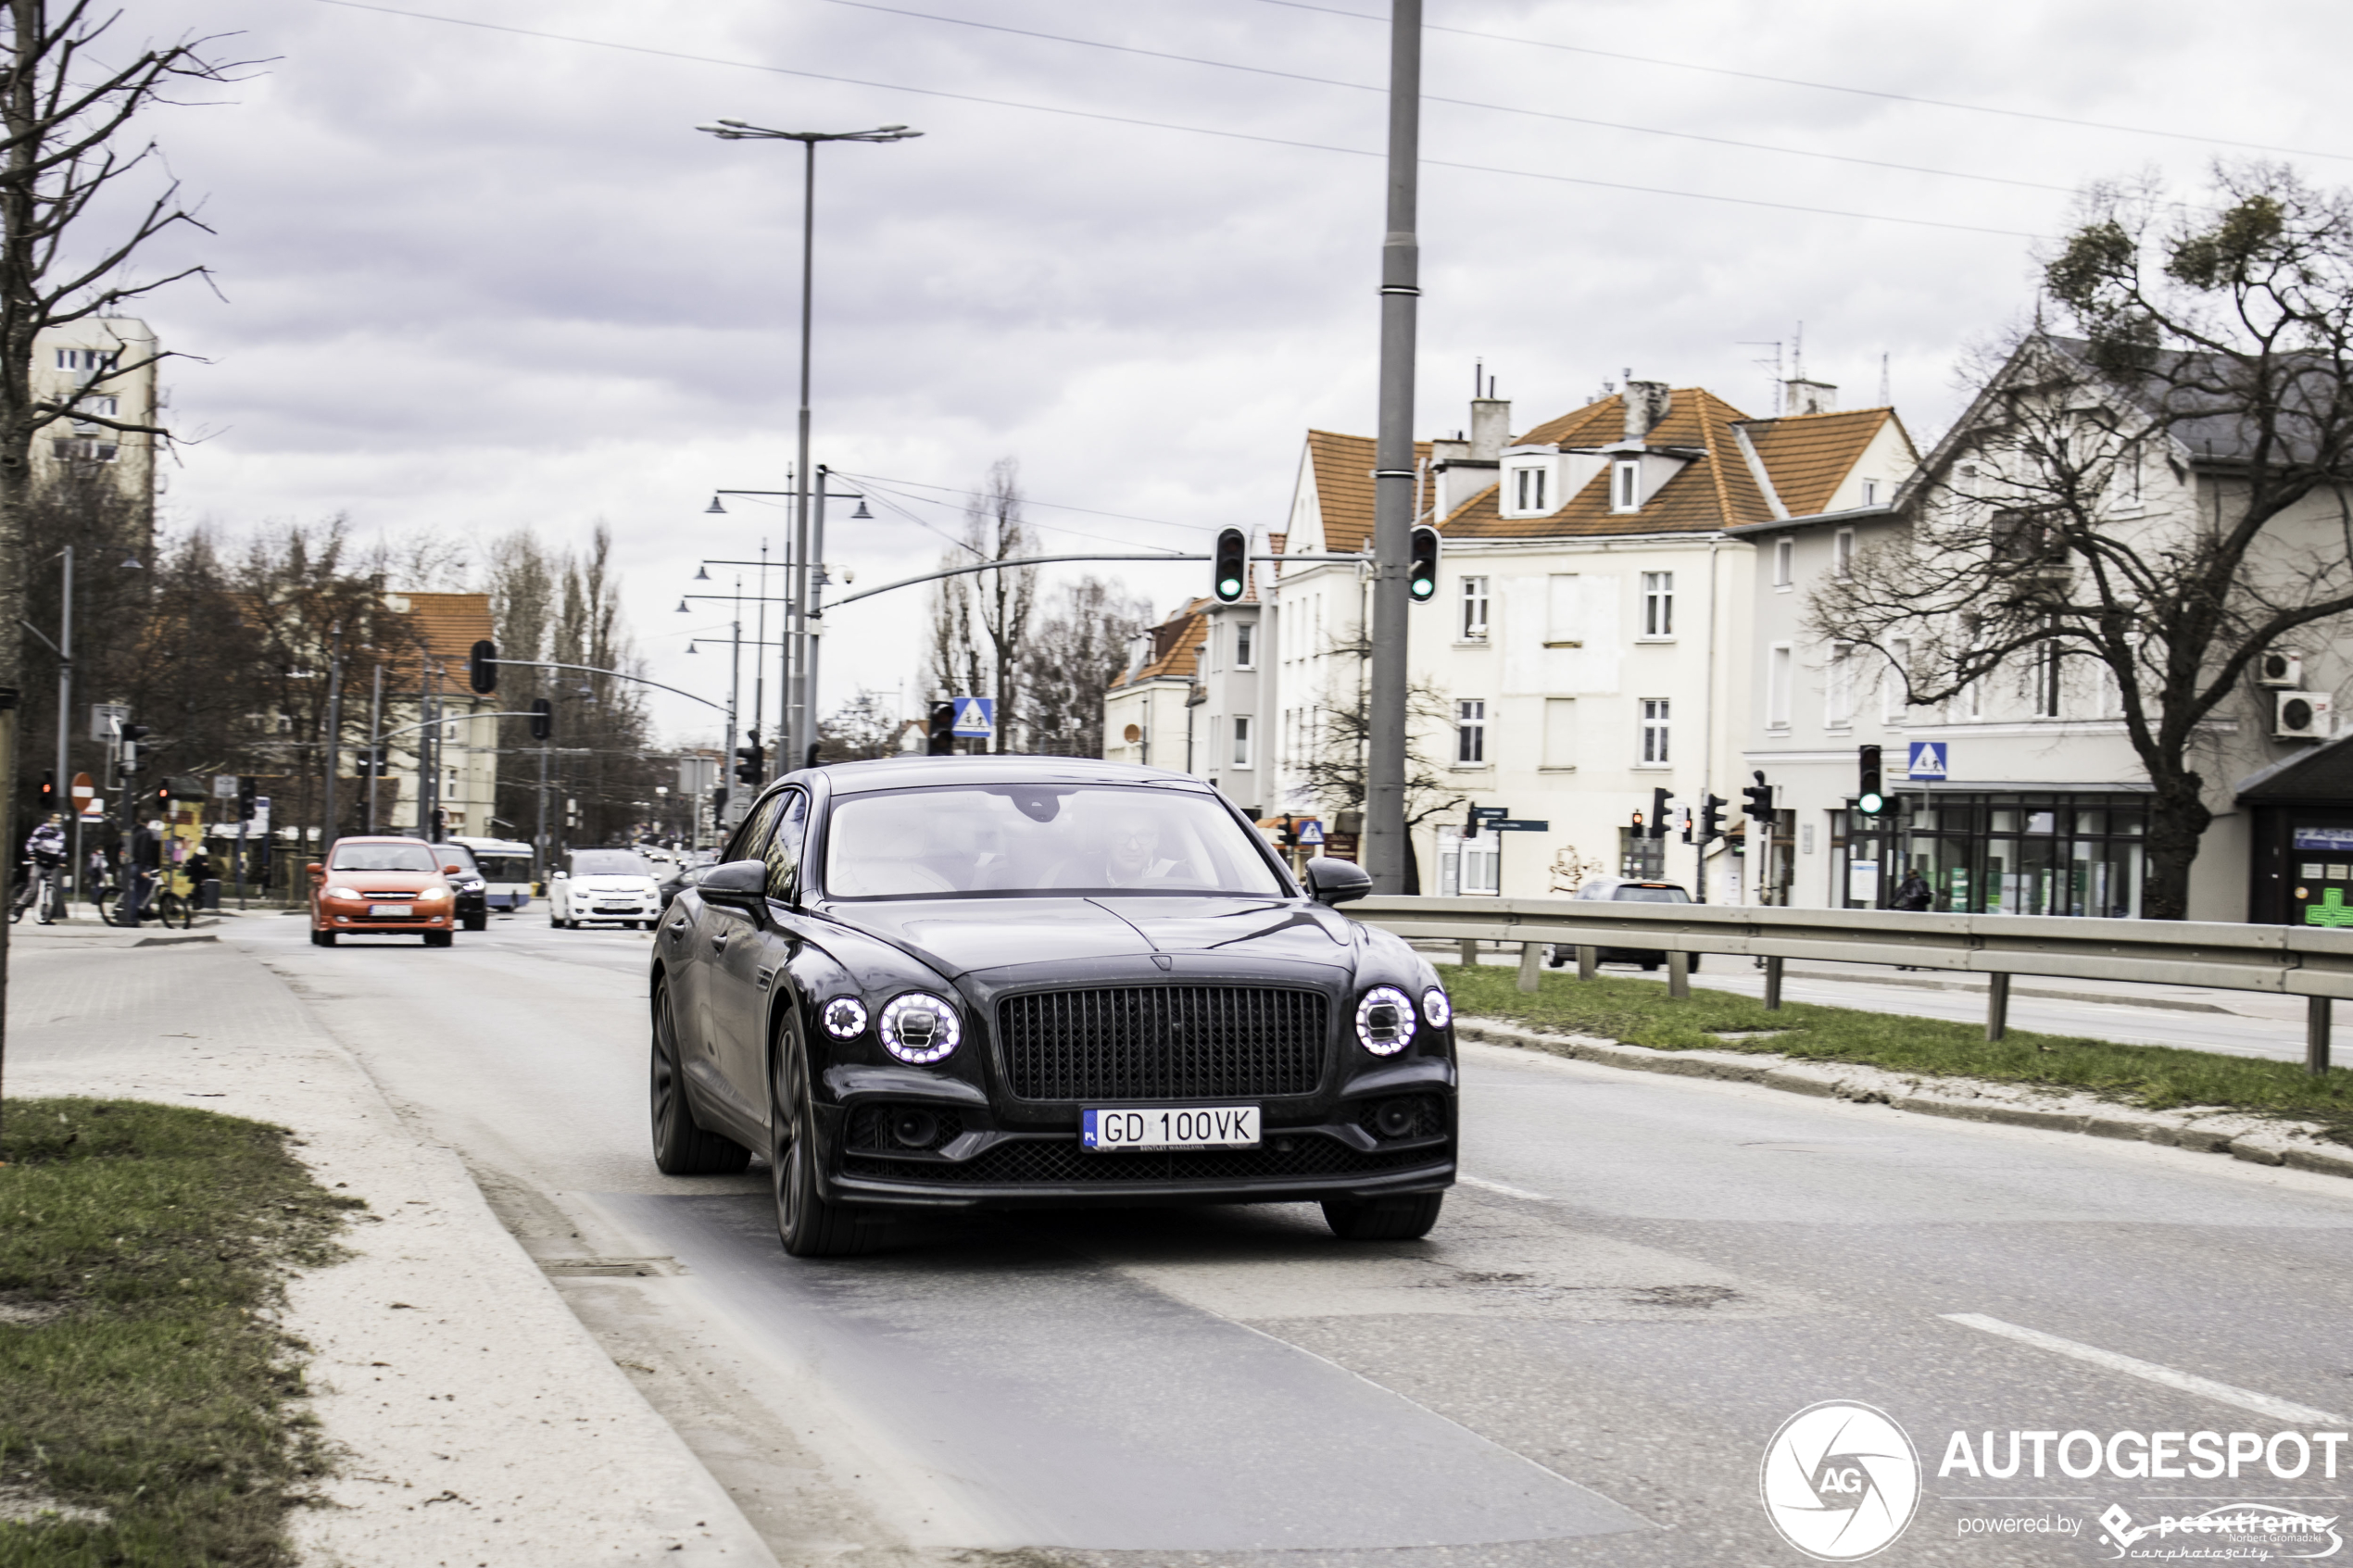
[2140,773,2212,922]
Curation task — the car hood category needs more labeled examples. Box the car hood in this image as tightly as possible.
[818,895,1358,980]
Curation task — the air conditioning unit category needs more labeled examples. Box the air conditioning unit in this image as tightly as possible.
[2275,690,2333,739]
[2259,650,2305,688]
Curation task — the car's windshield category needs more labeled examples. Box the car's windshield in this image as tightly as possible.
[331,842,438,873]
[825,784,1286,898]
[433,845,479,875]
[1613,884,1691,903]
[572,851,651,878]
[473,853,532,882]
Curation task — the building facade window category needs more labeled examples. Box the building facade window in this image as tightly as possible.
[1833,529,1856,577]
[1231,715,1252,768]
[1861,479,1881,506]
[51,436,117,462]
[1613,459,1640,512]
[2032,639,2061,719]
[1460,575,1490,640]
[1640,698,1670,764]
[1773,537,1793,587]
[1826,641,1855,728]
[1768,646,1793,728]
[1513,467,1548,512]
[1438,829,1500,896]
[1455,699,1486,764]
[1641,571,1674,636]
[1235,621,1256,669]
[53,347,117,372]
[75,395,118,419]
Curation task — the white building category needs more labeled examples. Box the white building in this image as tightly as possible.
[31,315,162,516]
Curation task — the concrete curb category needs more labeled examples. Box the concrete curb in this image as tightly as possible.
[1454,1016,2353,1180]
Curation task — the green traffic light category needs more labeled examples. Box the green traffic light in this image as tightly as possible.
[1409,580,1434,599]
[1218,578,1242,598]
[1857,791,1885,815]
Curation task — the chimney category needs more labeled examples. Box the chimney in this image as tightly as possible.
[1623,381,1670,442]
[1468,397,1510,460]
[1784,378,1837,416]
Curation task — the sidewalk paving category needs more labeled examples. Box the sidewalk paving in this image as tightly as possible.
[5,922,775,1565]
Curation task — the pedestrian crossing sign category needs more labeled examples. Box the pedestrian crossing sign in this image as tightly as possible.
[951,697,995,739]
[1297,820,1325,846]
[1906,741,1948,780]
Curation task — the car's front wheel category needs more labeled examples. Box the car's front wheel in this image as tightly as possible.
[649,978,749,1175]
[1322,1191,1444,1241]
[772,1022,870,1257]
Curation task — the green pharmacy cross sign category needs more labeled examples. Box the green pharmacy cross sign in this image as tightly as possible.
[2307,887,2353,927]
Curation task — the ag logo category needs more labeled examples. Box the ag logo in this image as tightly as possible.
[1759,1400,1920,1561]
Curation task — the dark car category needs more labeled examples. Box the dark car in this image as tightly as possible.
[431,843,490,931]
[648,756,1456,1257]
[1548,876,1699,971]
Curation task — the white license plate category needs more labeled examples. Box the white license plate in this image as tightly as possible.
[1082,1105,1261,1151]
[368,903,410,916]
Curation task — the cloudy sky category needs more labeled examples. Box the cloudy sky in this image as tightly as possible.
[105,0,2353,747]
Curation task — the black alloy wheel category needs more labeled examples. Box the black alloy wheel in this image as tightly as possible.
[771,1021,870,1257]
[310,927,336,947]
[423,930,454,947]
[464,913,487,932]
[1321,1191,1445,1241]
[648,978,750,1175]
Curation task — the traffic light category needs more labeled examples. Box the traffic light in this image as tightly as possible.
[735,731,766,788]
[1649,786,1671,839]
[1699,794,1727,844]
[1856,744,1886,816]
[468,638,498,695]
[711,785,728,822]
[1463,803,1480,840]
[927,699,955,756]
[119,721,149,776]
[37,770,54,814]
[529,698,552,741]
[237,776,257,819]
[1677,804,1694,843]
[1213,528,1248,603]
[1408,525,1440,603]
[1743,770,1775,823]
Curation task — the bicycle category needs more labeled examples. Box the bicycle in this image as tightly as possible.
[94,874,191,930]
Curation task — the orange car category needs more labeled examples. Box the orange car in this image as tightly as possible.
[308,836,464,947]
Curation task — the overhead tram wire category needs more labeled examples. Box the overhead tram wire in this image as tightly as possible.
[306,0,2043,241]
[833,470,1222,536]
[809,0,2077,197]
[1258,0,2353,165]
[849,476,1193,558]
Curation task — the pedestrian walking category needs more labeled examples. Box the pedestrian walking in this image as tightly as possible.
[24,813,66,922]
[1892,867,1932,968]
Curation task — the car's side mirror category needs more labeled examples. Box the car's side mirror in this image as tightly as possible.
[552,869,568,880]
[1303,857,1372,907]
[307,862,323,878]
[698,859,767,905]
[443,863,464,876]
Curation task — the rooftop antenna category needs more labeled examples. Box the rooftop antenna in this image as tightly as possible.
[1737,338,1784,414]
[1878,352,1891,408]
[1474,358,1482,397]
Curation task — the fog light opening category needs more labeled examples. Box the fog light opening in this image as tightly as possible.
[890,1108,943,1149]
[1374,1098,1418,1139]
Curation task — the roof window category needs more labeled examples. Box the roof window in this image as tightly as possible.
[1612,459,1640,513]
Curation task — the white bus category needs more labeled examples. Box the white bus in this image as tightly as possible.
[447,836,535,911]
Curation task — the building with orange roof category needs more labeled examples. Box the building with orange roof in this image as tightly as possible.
[1267,375,1915,899]
[1102,596,1213,776]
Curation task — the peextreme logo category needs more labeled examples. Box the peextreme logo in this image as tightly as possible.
[2095,1501,2343,1560]
[1761,1401,1923,1561]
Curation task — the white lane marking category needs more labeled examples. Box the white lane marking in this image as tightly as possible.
[1941,1312,2350,1425]
[1457,1173,1553,1202]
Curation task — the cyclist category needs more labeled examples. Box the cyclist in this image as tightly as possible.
[121,818,161,924]
[23,813,65,924]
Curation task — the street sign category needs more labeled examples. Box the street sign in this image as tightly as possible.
[211,774,238,799]
[951,696,995,739]
[1906,740,1948,780]
[1469,805,1510,820]
[88,702,127,741]
[1296,819,1325,847]
[69,771,94,804]
[1487,819,1550,832]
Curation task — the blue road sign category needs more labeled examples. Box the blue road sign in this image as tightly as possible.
[952,697,995,739]
[1296,820,1325,846]
[1906,741,1948,780]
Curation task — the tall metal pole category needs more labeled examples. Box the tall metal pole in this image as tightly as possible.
[791,137,817,771]
[54,546,70,898]
[321,624,344,851]
[364,664,383,834]
[1364,0,1422,894]
[802,467,829,766]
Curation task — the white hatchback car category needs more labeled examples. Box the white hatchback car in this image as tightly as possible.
[549,848,662,930]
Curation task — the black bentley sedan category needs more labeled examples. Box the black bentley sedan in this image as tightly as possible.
[648,756,1456,1257]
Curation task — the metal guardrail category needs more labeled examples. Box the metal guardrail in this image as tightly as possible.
[1347,896,2353,1073]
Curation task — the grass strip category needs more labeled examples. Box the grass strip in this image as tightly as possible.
[1440,963,2353,1140]
[0,1098,360,1567]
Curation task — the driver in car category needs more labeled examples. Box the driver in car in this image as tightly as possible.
[1102,814,1189,887]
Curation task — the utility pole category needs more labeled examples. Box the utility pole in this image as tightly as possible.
[364,664,383,833]
[321,624,344,851]
[1364,0,1422,894]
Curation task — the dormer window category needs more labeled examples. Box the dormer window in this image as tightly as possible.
[1612,459,1640,512]
[1861,479,1881,506]
[1514,466,1547,512]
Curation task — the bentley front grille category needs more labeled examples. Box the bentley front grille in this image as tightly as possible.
[996,985,1328,1101]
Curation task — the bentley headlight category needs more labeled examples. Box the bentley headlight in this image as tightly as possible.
[878,992,961,1064]
[1421,986,1452,1029]
[820,996,869,1041]
[1355,985,1416,1056]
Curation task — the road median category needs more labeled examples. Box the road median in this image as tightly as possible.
[1444,963,2353,1177]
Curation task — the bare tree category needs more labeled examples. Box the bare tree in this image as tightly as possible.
[817,688,902,761]
[1300,651,1463,892]
[1811,166,2353,919]
[924,459,1036,752]
[1016,575,1149,757]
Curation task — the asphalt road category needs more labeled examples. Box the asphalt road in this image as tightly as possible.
[226,911,2353,1567]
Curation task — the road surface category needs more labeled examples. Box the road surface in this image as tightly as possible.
[219,911,2353,1566]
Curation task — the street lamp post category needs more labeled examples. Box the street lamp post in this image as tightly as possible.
[695,117,919,771]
